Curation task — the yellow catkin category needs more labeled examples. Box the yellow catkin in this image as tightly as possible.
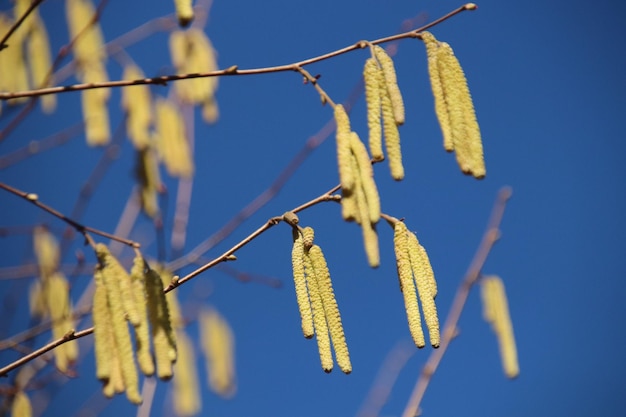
[11,391,32,417]
[155,98,194,178]
[173,0,194,27]
[407,232,440,347]
[291,229,314,338]
[33,226,59,278]
[80,64,111,146]
[481,276,519,378]
[122,65,152,150]
[349,131,380,224]
[173,330,201,416]
[373,45,405,126]
[355,181,380,268]
[200,308,237,397]
[145,267,177,380]
[66,0,106,65]
[393,221,425,348]
[421,32,453,152]
[93,269,112,381]
[135,147,161,219]
[96,244,142,404]
[363,58,383,161]
[377,64,404,181]
[341,190,359,223]
[46,272,78,371]
[102,334,125,398]
[1,15,29,105]
[27,15,56,113]
[303,252,333,373]
[334,104,355,193]
[169,29,218,105]
[308,245,351,374]
[437,42,485,178]
[302,226,315,251]
[129,255,154,376]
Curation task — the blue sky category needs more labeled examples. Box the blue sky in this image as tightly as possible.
[1,0,625,416]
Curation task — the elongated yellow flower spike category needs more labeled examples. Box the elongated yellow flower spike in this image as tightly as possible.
[393,221,425,348]
[354,175,380,268]
[66,0,106,65]
[95,244,142,404]
[421,32,453,152]
[377,63,404,181]
[173,0,194,27]
[200,308,237,397]
[363,58,383,161]
[291,229,314,338]
[303,252,334,373]
[11,391,32,417]
[122,65,152,150]
[349,132,380,224]
[334,104,355,193]
[173,330,202,416]
[308,245,352,374]
[129,255,154,376]
[135,147,161,219]
[27,15,56,113]
[481,276,519,378]
[155,98,194,178]
[407,232,440,347]
[145,267,177,380]
[33,226,59,279]
[46,272,78,371]
[93,269,112,381]
[373,45,405,126]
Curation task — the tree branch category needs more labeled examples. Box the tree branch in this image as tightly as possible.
[0,3,477,101]
[401,186,512,417]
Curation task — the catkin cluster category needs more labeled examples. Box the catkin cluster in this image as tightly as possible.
[334,104,381,268]
[421,31,485,178]
[392,220,440,348]
[92,245,179,405]
[480,275,519,378]
[200,308,237,397]
[291,226,351,373]
[0,2,55,113]
[66,0,111,146]
[363,46,405,180]
[169,28,219,123]
[29,227,78,372]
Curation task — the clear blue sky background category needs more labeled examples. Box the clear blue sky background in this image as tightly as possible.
[1,0,625,416]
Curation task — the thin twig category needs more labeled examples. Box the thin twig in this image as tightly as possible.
[0,182,140,249]
[0,3,477,101]
[401,186,512,417]
[0,183,344,376]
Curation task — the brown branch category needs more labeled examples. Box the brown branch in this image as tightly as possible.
[0,0,46,51]
[0,182,140,249]
[0,183,343,376]
[0,3,477,101]
[401,186,512,417]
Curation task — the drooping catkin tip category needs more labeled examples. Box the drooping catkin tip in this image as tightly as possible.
[465,3,478,10]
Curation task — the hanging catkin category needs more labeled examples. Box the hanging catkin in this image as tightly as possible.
[393,221,425,348]
[291,228,314,338]
[200,308,237,397]
[421,31,485,178]
[122,65,152,150]
[173,0,194,27]
[363,58,383,161]
[481,276,519,378]
[373,45,405,125]
[172,330,202,416]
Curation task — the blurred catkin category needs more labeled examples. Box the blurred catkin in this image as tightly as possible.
[200,308,237,397]
[481,276,519,378]
[122,65,152,150]
[11,391,32,417]
[155,98,194,178]
[173,331,201,416]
